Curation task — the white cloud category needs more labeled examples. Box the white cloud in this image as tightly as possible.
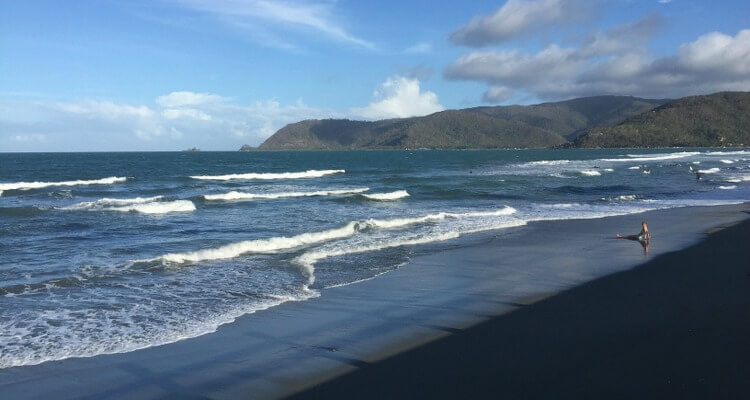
[447,11,750,102]
[54,100,154,120]
[11,134,46,142]
[352,76,444,120]
[162,108,212,120]
[169,0,373,50]
[451,0,588,46]
[1,92,341,150]
[1,76,447,150]
[674,30,750,76]
[156,91,225,108]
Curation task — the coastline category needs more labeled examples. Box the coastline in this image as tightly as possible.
[293,206,750,399]
[0,203,748,399]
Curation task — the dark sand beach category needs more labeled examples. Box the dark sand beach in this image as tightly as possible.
[293,210,750,399]
[1,204,748,399]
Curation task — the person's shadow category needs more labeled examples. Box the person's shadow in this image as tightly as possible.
[616,235,650,255]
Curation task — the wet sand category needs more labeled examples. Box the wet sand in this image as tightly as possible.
[293,208,750,399]
[1,204,748,399]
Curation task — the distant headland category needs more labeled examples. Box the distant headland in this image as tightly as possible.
[245,92,749,150]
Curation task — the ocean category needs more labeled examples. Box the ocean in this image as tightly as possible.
[1,149,748,369]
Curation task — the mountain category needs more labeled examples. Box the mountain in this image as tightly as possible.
[574,92,750,148]
[468,96,666,141]
[259,96,667,150]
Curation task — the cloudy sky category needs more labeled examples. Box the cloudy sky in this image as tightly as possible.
[1,0,749,151]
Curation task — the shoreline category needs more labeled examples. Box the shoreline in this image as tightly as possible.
[1,203,748,399]
[293,207,750,399]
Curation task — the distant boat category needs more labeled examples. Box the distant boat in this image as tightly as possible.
[183,147,200,152]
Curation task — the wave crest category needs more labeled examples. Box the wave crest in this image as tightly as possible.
[190,169,345,181]
[362,190,410,201]
[203,188,368,201]
[0,177,127,195]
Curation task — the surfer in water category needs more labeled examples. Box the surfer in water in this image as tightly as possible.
[617,220,650,254]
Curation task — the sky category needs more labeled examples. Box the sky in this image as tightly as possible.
[1,0,749,151]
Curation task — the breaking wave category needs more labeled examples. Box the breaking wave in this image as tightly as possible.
[107,200,196,214]
[62,197,194,214]
[362,190,410,201]
[143,207,517,267]
[203,188,368,201]
[0,177,127,195]
[190,169,345,181]
[602,152,700,162]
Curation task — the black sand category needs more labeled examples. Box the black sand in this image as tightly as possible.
[292,217,750,399]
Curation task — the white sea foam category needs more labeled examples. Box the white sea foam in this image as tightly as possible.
[526,160,570,166]
[362,190,410,201]
[107,200,196,214]
[64,196,164,210]
[149,207,517,265]
[203,188,368,201]
[61,197,193,214]
[295,232,462,284]
[360,207,517,230]
[0,177,127,195]
[152,223,359,264]
[580,170,601,176]
[697,168,720,174]
[720,159,734,164]
[603,152,699,162]
[704,150,750,156]
[726,175,750,183]
[604,168,614,172]
[295,214,525,285]
[190,169,345,181]
[628,166,641,170]
[718,185,737,190]
[0,291,316,369]
[616,195,637,201]
[539,203,579,208]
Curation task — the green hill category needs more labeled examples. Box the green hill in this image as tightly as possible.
[259,96,667,150]
[574,92,750,148]
[259,93,750,149]
[469,96,666,141]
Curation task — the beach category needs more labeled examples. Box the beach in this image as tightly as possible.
[1,203,748,399]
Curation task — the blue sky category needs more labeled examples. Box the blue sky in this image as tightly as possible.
[1,0,749,151]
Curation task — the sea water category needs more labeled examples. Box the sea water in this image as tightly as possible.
[1,149,749,368]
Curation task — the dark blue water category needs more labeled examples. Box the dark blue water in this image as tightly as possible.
[1,149,748,368]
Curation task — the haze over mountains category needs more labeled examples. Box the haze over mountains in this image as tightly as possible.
[254,92,749,150]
